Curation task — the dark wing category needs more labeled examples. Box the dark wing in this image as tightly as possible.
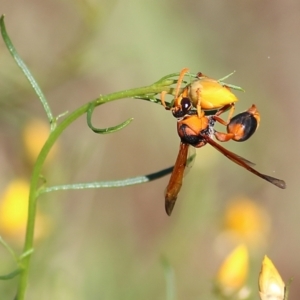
[204,135,286,189]
[165,142,190,216]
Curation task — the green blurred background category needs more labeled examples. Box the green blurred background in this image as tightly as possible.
[0,0,298,299]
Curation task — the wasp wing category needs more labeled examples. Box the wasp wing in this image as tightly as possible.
[165,142,190,216]
[204,135,286,189]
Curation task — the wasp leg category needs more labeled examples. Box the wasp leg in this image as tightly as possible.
[160,91,170,110]
[214,131,235,142]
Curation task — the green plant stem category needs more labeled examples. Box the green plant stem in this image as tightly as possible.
[16,84,173,300]
[38,166,174,195]
[161,257,176,300]
[0,15,54,127]
[0,236,19,263]
[37,153,197,195]
[0,269,21,280]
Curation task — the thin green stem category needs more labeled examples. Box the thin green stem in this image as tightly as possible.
[0,269,21,280]
[284,278,293,300]
[0,15,54,127]
[161,257,176,300]
[37,148,196,197]
[0,236,19,263]
[38,165,173,195]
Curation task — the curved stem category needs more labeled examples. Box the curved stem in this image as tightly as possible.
[15,83,173,300]
[86,102,133,134]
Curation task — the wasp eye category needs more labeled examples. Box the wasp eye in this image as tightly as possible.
[181,97,192,113]
[172,97,192,118]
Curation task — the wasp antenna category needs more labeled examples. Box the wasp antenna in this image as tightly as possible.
[175,68,189,98]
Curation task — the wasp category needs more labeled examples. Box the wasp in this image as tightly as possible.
[162,69,286,216]
[165,105,286,215]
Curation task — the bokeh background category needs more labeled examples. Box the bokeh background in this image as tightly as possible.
[0,0,298,299]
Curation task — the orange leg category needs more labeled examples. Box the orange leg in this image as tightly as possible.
[214,131,235,142]
[213,104,236,142]
[195,88,203,118]
[214,103,235,124]
[160,91,169,109]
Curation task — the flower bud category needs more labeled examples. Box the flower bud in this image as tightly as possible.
[258,255,285,300]
[215,244,248,296]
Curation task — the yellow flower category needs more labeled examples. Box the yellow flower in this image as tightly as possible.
[0,179,51,243]
[222,197,270,247]
[22,118,58,164]
[259,256,285,300]
[215,244,249,296]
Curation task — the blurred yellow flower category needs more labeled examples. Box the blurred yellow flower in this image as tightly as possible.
[222,197,270,247]
[215,244,249,296]
[0,179,51,243]
[22,118,58,164]
[259,255,285,300]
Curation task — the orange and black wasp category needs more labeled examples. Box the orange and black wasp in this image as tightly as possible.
[162,69,286,215]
